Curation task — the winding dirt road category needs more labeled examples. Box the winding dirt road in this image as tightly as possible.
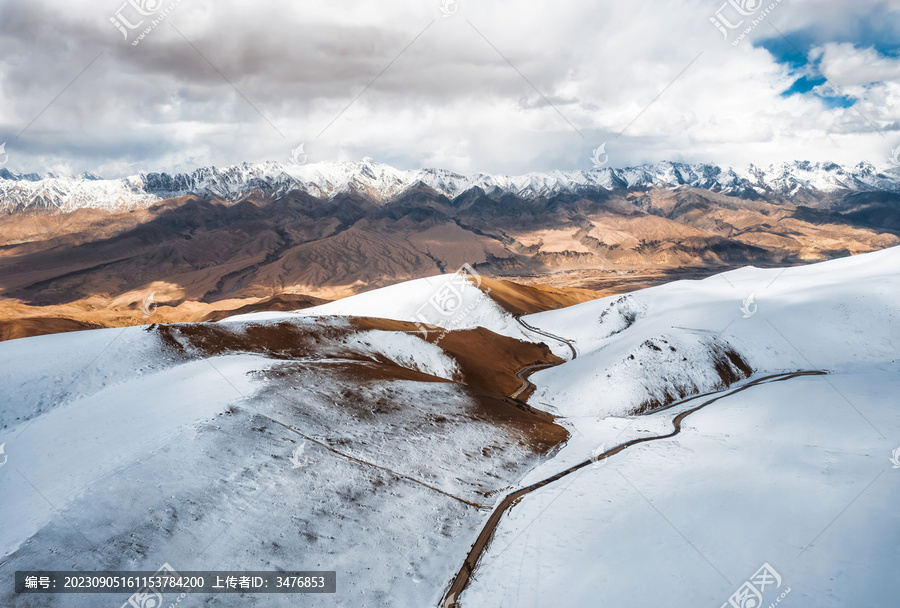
[507,315,579,401]
[508,363,556,400]
[440,369,826,606]
[515,314,578,360]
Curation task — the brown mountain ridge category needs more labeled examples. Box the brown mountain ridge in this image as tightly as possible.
[0,184,897,340]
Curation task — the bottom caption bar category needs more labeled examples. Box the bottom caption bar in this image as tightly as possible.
[16,568,336,594]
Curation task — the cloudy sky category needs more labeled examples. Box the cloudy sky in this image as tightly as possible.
[0,0,898,177]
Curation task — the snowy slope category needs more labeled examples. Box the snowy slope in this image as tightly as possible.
[0,317,549,607]
[454,246,900,607]
[1,246,898,607]
[463,367,900,607]
[525,246,900,417]
[225,272,555,355]
[294,275,510,329]
[0,318,460,430]
[3,159,900,213]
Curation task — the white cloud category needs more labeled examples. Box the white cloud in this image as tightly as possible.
[812,42,900,86]
[0,0,898,177]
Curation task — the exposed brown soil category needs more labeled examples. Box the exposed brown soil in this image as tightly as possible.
[0,292,327,342]
[499,266,738,295]
[3,182,896,344]
[153,316,562,400]
[153,319,347,360]
[0,268,598,343]
[0,317,102,341]
[200,293,330,321]
[462,383,567,452]
[265,360,566,454]
[508,363,556,401]
[152,318,568,453]
[1,186,896,338]
[473,276,603,315]
[350,317,565,397]
[264,359,456,386]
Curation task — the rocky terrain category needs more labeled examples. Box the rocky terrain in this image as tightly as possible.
[1,160,898,340]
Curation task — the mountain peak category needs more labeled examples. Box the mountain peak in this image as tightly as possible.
[2,160,900,214]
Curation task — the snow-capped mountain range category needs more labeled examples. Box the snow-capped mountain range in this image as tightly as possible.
[2,159,900,213]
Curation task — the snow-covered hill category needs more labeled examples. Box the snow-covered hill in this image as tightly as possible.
[465,364,900,607]
[526,245,900,417]
[227,272,553,353]
[3,159,900,213]
[228,274,510,330]
[460,246,900,608]
[225,246,900,607]
[0,315,556,608]
[1,247,897,607]
[233,248,900,391]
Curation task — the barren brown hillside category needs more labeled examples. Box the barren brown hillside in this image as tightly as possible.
[1,183,897,341]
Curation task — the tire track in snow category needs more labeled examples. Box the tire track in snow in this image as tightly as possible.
[258,413,488,510]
